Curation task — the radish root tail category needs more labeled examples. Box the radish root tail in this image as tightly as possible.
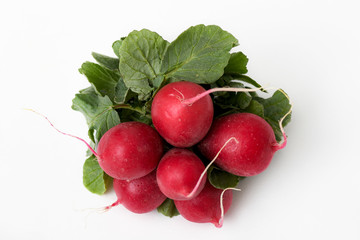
[103,199,121,212]
[25,108,98,157]
[181,86,269,105]
[186,137,238,199]
[216,187,242,228]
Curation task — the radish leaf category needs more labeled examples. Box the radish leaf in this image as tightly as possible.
[157,198,179,218]
[119,29,169,100]
[72,87,120,143]
[255,89,292,141]
[208,165,244,189]
[112,38,125,58]
[79,62,120,100]
[92,52,119,71]
[83,155,110,195]
[224,52,248,75]
[162,24,238,84]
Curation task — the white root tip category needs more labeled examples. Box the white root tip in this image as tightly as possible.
[218,187,242,228]
[74,205,115,229]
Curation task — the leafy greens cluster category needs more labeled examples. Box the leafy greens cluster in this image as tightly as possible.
[71,24,291,217]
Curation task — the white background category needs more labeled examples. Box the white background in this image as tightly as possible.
[1,0,359,239]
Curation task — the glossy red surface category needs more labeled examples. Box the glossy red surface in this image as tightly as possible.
[151,81,213,147]
[97,122,163,180]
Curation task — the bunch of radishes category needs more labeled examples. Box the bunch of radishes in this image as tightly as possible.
[34,25,292,227]
[71,79,290,227]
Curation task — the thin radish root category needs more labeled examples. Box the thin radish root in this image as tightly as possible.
[273,89,293,151]
[75,206,111,214]
[103,200,121,211]
[181,86,269,105]
[186,137,239,199]
[75,204,117,229]
[74,200,121,227]
[25,108,98,157]
[216,187,242,228]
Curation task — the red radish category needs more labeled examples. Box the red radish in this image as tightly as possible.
[151,81,214,147]
[96,122,163,180]
[26,110,164,181]
[107,171,167,214]
[156,148,206,200]
[198,112,286,177]
[174,181,233,228]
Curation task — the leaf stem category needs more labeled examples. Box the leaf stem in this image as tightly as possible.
[113,104,146,115]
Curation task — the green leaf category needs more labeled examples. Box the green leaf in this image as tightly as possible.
[112,38,125,58]
[245,99,265,117]
[157,198,179,218]
[83,155,111,195]
[127,111,152,125]
[162,24,238,84]
[153,75,165,89]
[117,105,152,125]
[208,165,244,189]
[72,87,120,143]
[224,52,248,74]
[92,52,119,71]
[79,62,120,100]
[114,78,136,104]
[119,29,169,100]
[255,89,292,141]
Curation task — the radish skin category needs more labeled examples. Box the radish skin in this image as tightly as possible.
[108,171,167,214]
[151,81,214,147]
[198,89,292,177]
[156,148,206,200]
[198,112,284,176]
[174,181,233,228]
[97,122,163,180]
